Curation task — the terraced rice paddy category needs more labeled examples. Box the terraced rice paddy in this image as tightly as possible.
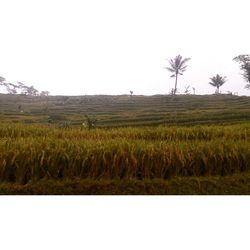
[1,93,250,127]
[1,93,250,194]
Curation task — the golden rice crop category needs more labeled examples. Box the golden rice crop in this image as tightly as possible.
[1,122,250,141]
[0,122,250,184]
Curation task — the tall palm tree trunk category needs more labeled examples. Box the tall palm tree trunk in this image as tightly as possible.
[174,74,178,95]
[216,86,219,94]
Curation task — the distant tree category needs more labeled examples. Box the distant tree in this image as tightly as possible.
[0,77,20,94]
[0,77,6,92]
[184,85,191,95]
[209,74,227,94]
[233,54,250,88]
[40,91,50,96]
[17,82,39,96]
[1,79,42,96]
[169,88,175,96]
[4,82,19,94]
[0,76,6,84]
[165,55,190,96]
[17,82,29,95]
[0,78,19,94]
[192,87,196,95]
[130,90,133,96]
[27,85,39,96]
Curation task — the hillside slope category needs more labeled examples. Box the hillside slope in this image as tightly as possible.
[1,94,250,127]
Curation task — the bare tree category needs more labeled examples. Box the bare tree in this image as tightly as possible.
[209,74,227,94]
[165,55,190,95]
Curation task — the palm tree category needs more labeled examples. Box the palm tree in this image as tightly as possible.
[209,74,227,94]
[165,55,190,95]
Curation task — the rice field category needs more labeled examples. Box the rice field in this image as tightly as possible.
[0,123,250,185]
[1,94,250,194]
[1,93,250,127]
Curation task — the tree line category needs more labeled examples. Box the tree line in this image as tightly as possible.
[2,54,250,97]
[0,77,49,96]
[165,54,250,95]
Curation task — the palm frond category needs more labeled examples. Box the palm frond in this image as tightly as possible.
[209,81,217,87]
[164,67,176,73]
[179,58,191,68]
[209,74,227,88]
[168,59,177,70]
[166,55,190,74]
[179,65,188,72]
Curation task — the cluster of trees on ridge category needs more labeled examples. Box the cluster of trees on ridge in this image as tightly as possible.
[1,54,250,97]
[0,77,49,96]
[165,54,250,95]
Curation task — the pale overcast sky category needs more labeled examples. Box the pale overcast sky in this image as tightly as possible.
[0,0,250,96]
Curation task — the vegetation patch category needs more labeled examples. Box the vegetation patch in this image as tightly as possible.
[1,94,250,194]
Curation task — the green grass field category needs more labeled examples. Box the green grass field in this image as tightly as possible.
[1,93,250,194]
